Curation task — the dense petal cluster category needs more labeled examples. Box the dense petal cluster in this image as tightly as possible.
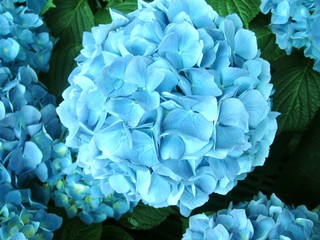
[58,0,278,216]
[0,183,62,240]
[0,0,54,73]
[261,0,320,71]
[0,64,62,187]
[183,192,320,240]
[46,142,137,224]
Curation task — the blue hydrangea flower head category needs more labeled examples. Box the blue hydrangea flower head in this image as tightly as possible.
[260,0,320,72]
[183,192,320,240]
[0,183,62,240]
[58,0,278,217]
[0,0,54,73]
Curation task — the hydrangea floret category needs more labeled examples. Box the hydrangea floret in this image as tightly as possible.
[0,0,55,73]
[57,0,278,217]
[260,0,320,71]
[182,192,320,240]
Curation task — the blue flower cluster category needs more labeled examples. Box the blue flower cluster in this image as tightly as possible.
[261,0,320,72]
[0,64,62,186]
[58,0,278,216]
[0,182,62,240]
[0,63,63,238]
[46,142,137,224]
[183,192,320,240]
[0,3,62,234]
[0,0,54,73]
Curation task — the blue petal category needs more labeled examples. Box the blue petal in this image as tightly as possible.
[218,98,249,131]
[125,56,153,87]
[94,122,131,158]
[136,169,151,196]
[128,130,158,167]
[163,108,213,141]
[271,1,290,24]
[109,174,131,193]
[8,141,43,175]
[106,98,145,127]
[234,29,258,60]
[215,125,246,149]
[132,90,160,111]
[180,187,208,213]
[160,134,185,160]
[0,38,20,62]
[252,217,276,239]
[158,22,202,69]
[206,224,230,239]
[142,174,171,205]
[239,90,269,128]
[183,68,222,96]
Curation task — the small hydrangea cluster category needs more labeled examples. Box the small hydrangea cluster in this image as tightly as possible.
[0,2,63,234]
[183,192,320,240]
[46,142,137,224]
[58,0,278,216]
[0,182,62,240]
[0,64,62,186]
[0,64,63,238]
[0,0,54,73]
[261,0,320,72]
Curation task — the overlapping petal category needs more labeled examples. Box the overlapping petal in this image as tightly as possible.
[183,193,320,240]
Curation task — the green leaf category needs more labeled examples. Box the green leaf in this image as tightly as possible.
[207,0,260,27]
[51,208,102,240]
[119,203,175,230]
[250,14,286,61]
[107,0,137,14]
[40,0,56,15]
[94,8,111,25]
[42,0,95,99]
[274,110,320,208]
[101,225,134,240]
[272,54,320,132]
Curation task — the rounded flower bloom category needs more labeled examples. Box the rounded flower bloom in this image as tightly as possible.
[0,64,62,187]
[0,183,62,240]
[0,0,55,73]
[58,0,278,216]
[183,192,320,240]
[260,0,320,71]
[46,142,137,224]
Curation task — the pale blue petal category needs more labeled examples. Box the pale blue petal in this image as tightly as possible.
[106,98,145,127]
[215,125,246,149]
[183,68,222,96]
[132,90,160,111]
[109,174,131,193]
[143,174,171,205]
[234,29,258,60]
[128,130,158,167]
[163,108,213,141]
[160,134,185,160]
[239,90,269,128]
[136,168,151,196]
[218,98,249,131]
[158,22,202,69]
[125,56,153,87]
[94,122,131,158]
